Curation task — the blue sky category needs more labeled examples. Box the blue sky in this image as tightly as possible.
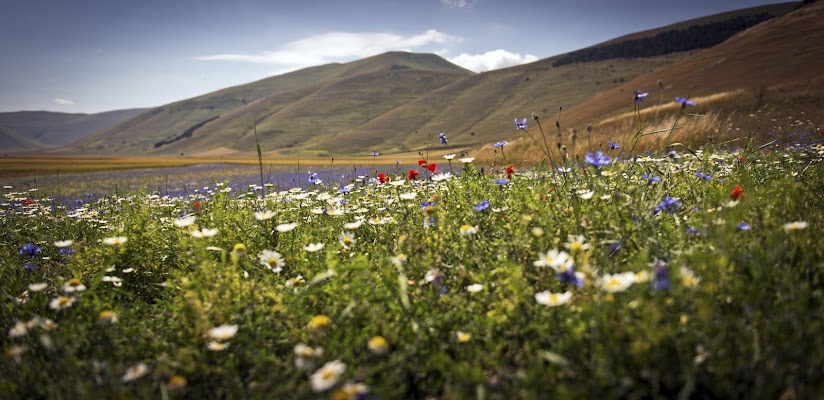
[0,0,789,113]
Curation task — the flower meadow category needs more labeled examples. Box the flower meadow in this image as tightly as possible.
[2,136,824,398]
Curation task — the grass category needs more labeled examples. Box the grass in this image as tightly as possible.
[1,130,822,398]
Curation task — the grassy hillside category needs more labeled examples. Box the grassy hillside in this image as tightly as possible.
[0,109,145,146]
[68,2,819,158]
[0,125,48,153]
[75,52,472,155]
[486,1,824,163]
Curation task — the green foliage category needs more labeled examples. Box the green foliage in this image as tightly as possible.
[1,142,823,398]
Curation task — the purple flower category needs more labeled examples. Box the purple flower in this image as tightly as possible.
[608,142,620,150]
[59,247,74,257]
[642,173,661,184]
[687,227,702,235]
[654,195,681,215]
[634,90,648,102]
[736,222,751,231]
[494,141,508,149]
[438,132,448,145]
[652,260,670,291]
[338,186,350,194]
[675,96,696,107]
[19,243,41,257]
[514,118,528,130]
[584,151,611,168]
[308,172,320,184]
[474,199,490,211]
[557,267,584,288]
[371,151,380,156]
[494,179,509,186]
[694,171,712,181]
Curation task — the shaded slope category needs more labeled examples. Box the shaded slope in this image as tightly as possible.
[0,125,48,153]
[0,109,146,146]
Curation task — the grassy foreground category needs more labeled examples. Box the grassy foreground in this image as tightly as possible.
[1,139,823,398]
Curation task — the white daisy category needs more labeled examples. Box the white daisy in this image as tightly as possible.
[121,363,150,383]
[535,290,572,307]
[254,210,276,221]
[275,222,298,232]
[304,243,325,252]
[208,324,238,341]
[309,360,346,392]
[102,236,128,246]
[53,240,73,248]
[258,250,285,273]
[173,215,196,228]
[465,284,483,293]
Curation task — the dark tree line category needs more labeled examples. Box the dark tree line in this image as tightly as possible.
[552,13,775,67]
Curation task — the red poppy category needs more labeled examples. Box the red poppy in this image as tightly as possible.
[427,163,437,172]
[418,159,427,166]
[407,170,418,180]
[22,199,33,205]
[730,184,745,201]
[737,156,746,163]
[193,201,201,212]
[377,173,390,184]
[505,164,515,179]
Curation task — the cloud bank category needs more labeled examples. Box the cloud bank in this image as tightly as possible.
[441,0,476,9]
[53,98,75,106]
[197,29,461,74]
[448,49,539,72]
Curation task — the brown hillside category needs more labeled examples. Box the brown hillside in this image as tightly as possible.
[559,1,824,146]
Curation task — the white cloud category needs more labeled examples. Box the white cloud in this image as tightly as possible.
[197,29,462,72]
[53,98,75,106]
[448,49,539,72]
[441,0,475,8]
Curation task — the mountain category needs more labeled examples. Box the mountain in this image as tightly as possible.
[0,109,146,147]
[558,0,823,139]
[75,52,472,155]
[70,2,815,158]
[0,125,48,154]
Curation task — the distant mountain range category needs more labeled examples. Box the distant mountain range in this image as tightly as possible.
[6,1,820,158]
[0,109,145,149]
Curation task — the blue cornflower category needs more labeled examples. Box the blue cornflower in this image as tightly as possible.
[338,186,350,194]
[634,90,648,102]
[737,222,751,231]
[494,141,508,148]
[584,151,611,168]
[514,118,528,130]
[494,178,509,186]
[19,243,41,257]
[438,132,448,145]
[675,96,696,107]
[652,261,670,291]
[59,247,74,257]
[308,172,320,184]
[557,267,584,288]
[654,195,681,215]
[23,261,35,271]
[641,173,661,184]
[694,171,712,181]
[608,141,620,150]
[371,151,380,156]
[687,227,703,235]
[474,200,491,211]
[608,241,622,257]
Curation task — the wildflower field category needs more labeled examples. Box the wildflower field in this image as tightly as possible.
[2,125,823,398]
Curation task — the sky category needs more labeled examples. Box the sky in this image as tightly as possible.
[0,0,790,114]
